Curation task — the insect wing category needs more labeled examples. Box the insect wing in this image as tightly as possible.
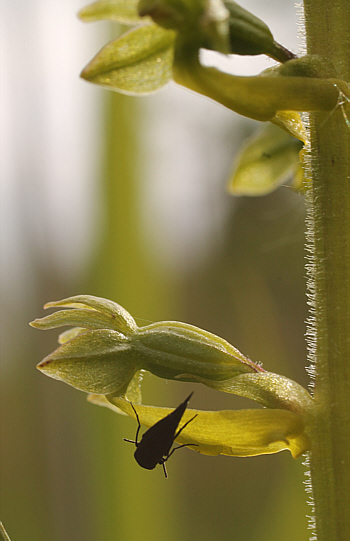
[134,393,193,470]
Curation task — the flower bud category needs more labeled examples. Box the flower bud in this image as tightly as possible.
[31,296,263,396]
[223,0,295,62]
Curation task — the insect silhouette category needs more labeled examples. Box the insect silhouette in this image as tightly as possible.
[124,392,198,478]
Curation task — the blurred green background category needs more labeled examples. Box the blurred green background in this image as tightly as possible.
[1,1,310,540]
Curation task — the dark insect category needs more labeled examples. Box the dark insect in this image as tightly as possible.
[124,392,198,478]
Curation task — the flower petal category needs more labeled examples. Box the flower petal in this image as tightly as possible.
[58,328,87,344]
[30,309,123,333]
[109,397,310,458]
[32,295,137,335]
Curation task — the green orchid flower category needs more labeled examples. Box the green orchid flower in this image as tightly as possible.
[31,295,313,459]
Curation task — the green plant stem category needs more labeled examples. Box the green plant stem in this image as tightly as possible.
[303,1,350,540]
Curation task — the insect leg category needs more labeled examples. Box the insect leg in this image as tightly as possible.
[123,402,142,447]
[160,443,198,478]
[165,442,199,460]
[174,414,198,439]
[162,414,199,462]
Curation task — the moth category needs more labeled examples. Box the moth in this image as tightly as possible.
[124,392,198,478]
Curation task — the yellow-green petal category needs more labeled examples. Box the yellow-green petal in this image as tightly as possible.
[272,111,307,142]
[108,397,310,458]
[30,308,124,333]
[38,294,137,335]
[58,327,87,344]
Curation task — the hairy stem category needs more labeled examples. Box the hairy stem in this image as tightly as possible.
[302,1,350,540]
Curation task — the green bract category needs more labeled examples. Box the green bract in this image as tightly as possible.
[227,123,303,196]
[31,295,313,459]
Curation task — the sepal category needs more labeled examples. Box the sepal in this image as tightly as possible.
[31,294,137,334]
[80,25,175,94]
[37,329,136,395]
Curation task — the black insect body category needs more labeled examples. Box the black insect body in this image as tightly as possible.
[124,393,198,478]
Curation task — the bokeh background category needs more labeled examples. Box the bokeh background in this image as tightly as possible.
[1,1,310,540]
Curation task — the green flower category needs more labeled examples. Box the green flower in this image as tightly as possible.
[31,295,312,458]
[31,295,263,394]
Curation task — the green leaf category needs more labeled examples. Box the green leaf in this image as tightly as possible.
[227,123,303,196]
[78,0,149,25]
[80,25,175,94]
[108,396,311,458]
